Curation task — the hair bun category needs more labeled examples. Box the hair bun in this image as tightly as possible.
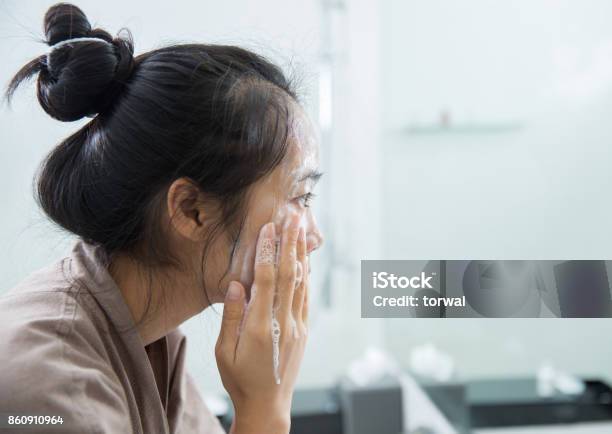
[36,2,135,121]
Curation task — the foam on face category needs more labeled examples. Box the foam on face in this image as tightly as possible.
[231,104,319,385]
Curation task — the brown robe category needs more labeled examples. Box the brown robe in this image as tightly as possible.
[0,240,226,434]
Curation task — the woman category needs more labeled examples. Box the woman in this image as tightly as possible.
[0,3,323,433]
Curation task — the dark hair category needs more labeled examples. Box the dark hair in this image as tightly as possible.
[6,3,298,301]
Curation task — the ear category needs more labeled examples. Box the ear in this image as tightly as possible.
[166,177,210,241]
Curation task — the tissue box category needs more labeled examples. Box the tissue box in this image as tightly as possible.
[337,375,403,434]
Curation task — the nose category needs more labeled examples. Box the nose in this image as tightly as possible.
[306,225,324,254]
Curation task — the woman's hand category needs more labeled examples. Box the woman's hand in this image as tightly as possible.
[215,214,310,434]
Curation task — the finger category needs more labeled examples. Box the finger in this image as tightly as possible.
[249,222,277,321]
[277,214,300,324]
[292,226,306,321]
[217,281,246,358]
[302,255,310,326]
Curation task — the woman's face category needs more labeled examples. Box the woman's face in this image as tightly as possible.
[207,106,324,302]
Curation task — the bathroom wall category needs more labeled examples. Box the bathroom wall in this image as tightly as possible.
[380,0,612,382]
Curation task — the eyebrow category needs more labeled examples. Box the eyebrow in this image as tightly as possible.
[298,170,324,184]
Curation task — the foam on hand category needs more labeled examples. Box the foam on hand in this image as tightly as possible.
[255,230,282,385]
[271,315,281,385]
[270,234,282,385]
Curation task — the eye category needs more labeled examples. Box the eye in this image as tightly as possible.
[295,192,316,208]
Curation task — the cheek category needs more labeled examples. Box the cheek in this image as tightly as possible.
[271,201,307,233]
[227,224,259,292]
[228,201,308,290]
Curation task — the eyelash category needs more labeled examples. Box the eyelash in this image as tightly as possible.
[296,192,316,208]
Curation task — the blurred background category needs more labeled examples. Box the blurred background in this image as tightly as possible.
[2,0,612,432]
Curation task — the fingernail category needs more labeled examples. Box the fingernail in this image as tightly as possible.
[227,281,242,301]
[298,226,305,243]
[256,222,276,265]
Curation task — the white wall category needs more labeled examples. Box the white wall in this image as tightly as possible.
[381,0,612,382]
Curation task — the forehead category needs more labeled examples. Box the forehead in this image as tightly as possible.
[283,105,319,177]
[252,104,319,200]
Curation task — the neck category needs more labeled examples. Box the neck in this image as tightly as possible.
[108,253,207,346]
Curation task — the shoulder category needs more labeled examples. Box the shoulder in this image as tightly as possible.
[0,256,109,357]
[0,259,130,433]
